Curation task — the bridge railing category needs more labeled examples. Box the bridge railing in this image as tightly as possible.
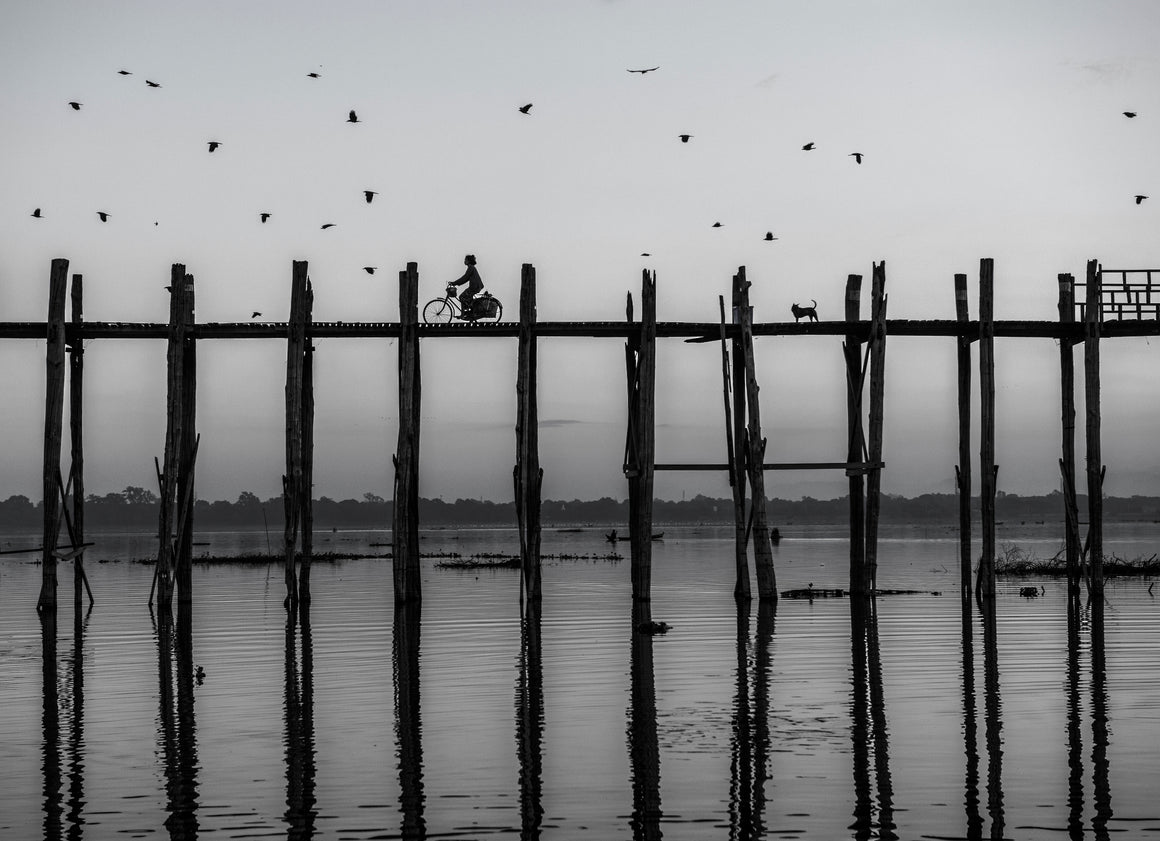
[1077,269,1160,321]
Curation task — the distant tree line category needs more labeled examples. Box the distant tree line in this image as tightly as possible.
[3,487,1160,533]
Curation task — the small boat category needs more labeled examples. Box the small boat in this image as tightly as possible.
[770,528,781,544]
[651,532,664,541]
[605,529,619,543]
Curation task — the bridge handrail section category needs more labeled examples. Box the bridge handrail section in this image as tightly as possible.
[1077,269,1160,321]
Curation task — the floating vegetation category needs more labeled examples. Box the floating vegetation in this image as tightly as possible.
[996,543,1160,578]
[781,587,940,599]
[435,556,520,570]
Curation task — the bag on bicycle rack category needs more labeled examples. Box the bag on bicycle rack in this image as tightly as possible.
[476,292,499,317]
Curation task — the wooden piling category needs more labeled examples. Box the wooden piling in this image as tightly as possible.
[864,262,888,594]
[283,261,308,608]
[954,273,973,601]
[719,295,749,600]
[624,271,657,602]
[300,317,315,606]
[736,268,776,599]
[175,273,196,605]
[843,274,866,596]
[67,273,92,610]
[155,264,189,612]
[1084,259,1104,595]
[393,262,422,604]
[514,264,543,601]
[38,258,69,614]
[1057,274,1081,595]
[977,258,996,600]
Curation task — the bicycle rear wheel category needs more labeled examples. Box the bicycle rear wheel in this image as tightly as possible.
[423,299,454,324]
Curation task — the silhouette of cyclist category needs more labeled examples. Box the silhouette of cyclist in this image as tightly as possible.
[449,254,483,319]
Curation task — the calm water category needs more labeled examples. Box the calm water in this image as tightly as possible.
[2,523,1159,840]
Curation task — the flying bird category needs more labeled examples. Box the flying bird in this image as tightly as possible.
[321,223,336,229]
[260,212,271,223]
[712,222,722,228]
[640,252,651,256]
[764,232,777,241]
[207,141,221,152]
[518,103,533,114]
[347,110,359,123]
[364,190,377,203]
[307,72,321,78]
[1135,195,1148,205]
[31,208,42,218]
[627,66,660,74]
[802,142,815,151]
[363,267,377,274]
[850,152,864,164]
[117,69,132,75]
[68,101,82,110]
[251,312,261,319]
[145,80,161,88]
[678,134,693,143]
[1124,111,1137,118]
[97,211,110,222]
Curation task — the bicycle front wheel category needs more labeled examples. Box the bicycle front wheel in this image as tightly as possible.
[423,299,454,324]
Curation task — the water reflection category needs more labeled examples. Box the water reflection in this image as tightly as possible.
[849,599,896,841]
[284,608,318,837]
[981,601,1005,840]
[154,605,200,838]
[729,600,774,840]
[41,612,62,840]
[393,602,425,839]
[628,601,662,840]
[961,602,983,837]
[515,600,545,838]
[66,606,90,841]
[1089,599,1113,837]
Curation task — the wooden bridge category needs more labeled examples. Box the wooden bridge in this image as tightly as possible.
[6,257,1159,615]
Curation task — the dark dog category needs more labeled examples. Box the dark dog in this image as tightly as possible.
[791,299,819,322]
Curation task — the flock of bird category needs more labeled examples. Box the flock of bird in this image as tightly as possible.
[27,66,1150,260]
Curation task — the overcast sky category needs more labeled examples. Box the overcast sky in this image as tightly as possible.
[2,0,1160,505]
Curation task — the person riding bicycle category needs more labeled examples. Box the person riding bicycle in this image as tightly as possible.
[449,254,483,319]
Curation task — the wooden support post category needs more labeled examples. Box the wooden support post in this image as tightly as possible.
[155,264,189,612]
[977,258,997,600]
[720,295,749,601]
[67,272,93,610]
[38,258,69,614]
[393,262,422,604]
[175,273,196,605]
[954,273,973,601]
[284,261,308,608]
[1084,259,1104,596]
[624,271,657,602]
[514,264,543,601]
[864,262,888,594]
[736,268,776,599]
[1057,274,1082,596]
[299,281,315,606]
[843,274,866,597]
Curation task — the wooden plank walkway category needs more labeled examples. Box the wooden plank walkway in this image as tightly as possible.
[3,317,1160,341]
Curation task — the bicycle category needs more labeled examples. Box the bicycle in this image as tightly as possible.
[422,285,503,324]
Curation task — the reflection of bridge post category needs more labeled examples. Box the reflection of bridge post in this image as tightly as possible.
[980,600,1005,838]
[729,600,775,838]
[628,602,662,839]
[393,602,425,839]
[284,607,318,837]
[515,601,545,836]
[960,603,983,837]
[156,605,200,837]
[849,598,896,840]
[1090,599,1113,835]
[40,612,63,840]
[1066,596,1085,836]
[66,605,89,836]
